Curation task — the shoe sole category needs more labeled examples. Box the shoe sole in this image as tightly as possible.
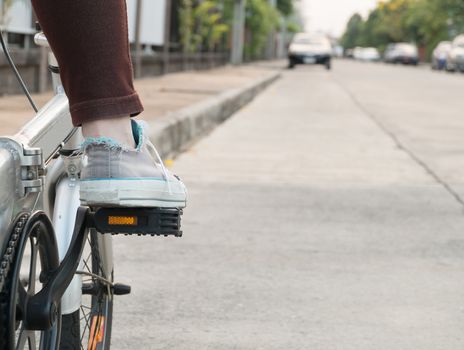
[79,179,187,208]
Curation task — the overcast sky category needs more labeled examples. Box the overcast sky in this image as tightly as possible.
[299,0,378,37]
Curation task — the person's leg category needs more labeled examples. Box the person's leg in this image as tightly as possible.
[32,0,139,147]
[32,0,186,208]
[81,118,136,148]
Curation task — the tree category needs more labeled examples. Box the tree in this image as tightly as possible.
[340,0,464,59]
[340,14,364,49]
[179,0,230,53]
[277,0,294,17]
[245,0,280,59]
[377,0,415,42]
[443,0,464,35]
[405,0,448,53]
[193,1,229,51]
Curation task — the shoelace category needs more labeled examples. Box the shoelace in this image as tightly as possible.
[145,138,173,195]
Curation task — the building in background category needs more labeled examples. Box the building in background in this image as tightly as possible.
[127,0,167,47]
[0,0,229,94]
[0,0,34,48]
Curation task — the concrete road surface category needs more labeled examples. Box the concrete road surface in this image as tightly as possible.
[111,60,464,349]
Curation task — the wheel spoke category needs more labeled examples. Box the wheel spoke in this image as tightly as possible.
[27,332,37,349]
[82,257,91,275]
[56,232,113,349]
[28,238,38,293]
[15,327,29,349]
[80,306,91,331]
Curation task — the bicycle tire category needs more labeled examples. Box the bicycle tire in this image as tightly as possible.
[59,230,113,350]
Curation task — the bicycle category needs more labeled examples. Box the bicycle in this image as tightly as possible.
[0,29,183,349]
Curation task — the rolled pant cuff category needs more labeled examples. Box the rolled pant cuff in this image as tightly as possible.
[70,92,144,126]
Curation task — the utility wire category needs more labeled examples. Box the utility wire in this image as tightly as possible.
[0,30,38,113]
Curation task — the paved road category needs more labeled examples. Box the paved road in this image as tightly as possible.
[111,60,464,349]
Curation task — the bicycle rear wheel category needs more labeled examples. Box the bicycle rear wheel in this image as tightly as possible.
[59,230,113,350]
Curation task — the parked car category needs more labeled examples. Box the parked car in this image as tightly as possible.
[345,48,354,58]
[431,41,452,70]
[359,47,381,62]
[384,43,419,65]
[352,47,364,60]
[383,44,395,61]
[332,45,344,58]
[446,35,464,72]
[288,33,332,70]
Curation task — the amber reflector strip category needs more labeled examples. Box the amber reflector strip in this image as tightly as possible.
[88,316,105,350]
[108,216,138,226]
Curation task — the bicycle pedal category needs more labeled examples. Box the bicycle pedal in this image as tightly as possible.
[91,207,183,237]
[82,282,131,296]
[113,283,131,295]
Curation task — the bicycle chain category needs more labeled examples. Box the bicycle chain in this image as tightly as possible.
[0,213,30,294]
[0,212,30,349]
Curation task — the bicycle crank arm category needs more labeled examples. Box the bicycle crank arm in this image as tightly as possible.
[26,207,90,330]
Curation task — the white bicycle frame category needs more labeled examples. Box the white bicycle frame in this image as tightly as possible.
[0,33,113,316]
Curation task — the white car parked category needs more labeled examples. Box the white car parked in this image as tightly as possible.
[446,34,464,72]
[359,47,381,61]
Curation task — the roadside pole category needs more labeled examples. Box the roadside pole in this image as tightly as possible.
[134,0,143,78]
[163,0,171,75]
[231,0,246,65]
[277,17,287,59]
[266,0,277,60]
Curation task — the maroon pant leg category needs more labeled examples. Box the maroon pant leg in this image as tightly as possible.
[32,0,143,126]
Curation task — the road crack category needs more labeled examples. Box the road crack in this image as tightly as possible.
[335,78,464,209]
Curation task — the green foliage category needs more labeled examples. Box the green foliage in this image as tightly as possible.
[245,0,280,59]
[340,0,464,59]
[179,0,230,53]
[179,0,194,52]
[340,14,364,49]
[277,0,294,17]
[179,0,297,57]
[287,20,301,33]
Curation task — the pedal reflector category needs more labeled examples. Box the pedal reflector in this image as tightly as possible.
[108,215,138,226]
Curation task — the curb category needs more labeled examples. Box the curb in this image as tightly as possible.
[148,71,281,158]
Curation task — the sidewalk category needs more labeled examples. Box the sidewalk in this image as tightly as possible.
[0,63,282,136]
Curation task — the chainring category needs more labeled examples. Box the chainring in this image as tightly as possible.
[0,212,30,349]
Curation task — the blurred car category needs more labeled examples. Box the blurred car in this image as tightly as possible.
[383,44,395,61]
[345,48,354,58]
[384,43,419,65]
[353,47,364,60]
[446,35,464,72]
[431,41,452,70]
[288,33,332,70]
[359,47,381,62]
[332,45,344,58]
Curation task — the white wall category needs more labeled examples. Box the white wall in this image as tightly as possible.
[1,0,34,34]
[127,0,167,46]
[0,0,167,44]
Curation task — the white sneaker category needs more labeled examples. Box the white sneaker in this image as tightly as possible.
[79,120,187,208]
